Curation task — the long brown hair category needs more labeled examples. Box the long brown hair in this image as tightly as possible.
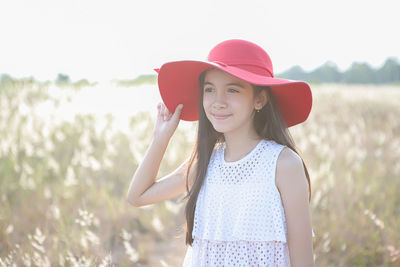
[181,69,312,246]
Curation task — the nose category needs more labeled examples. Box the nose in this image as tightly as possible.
[212,90,227,109]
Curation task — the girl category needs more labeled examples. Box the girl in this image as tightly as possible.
[127,39,315,266]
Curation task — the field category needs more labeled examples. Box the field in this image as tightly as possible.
[0,79,399,266]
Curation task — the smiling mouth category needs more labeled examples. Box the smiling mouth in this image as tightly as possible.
[213,114,231,120]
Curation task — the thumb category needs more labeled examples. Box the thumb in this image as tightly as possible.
[172,104,184,120]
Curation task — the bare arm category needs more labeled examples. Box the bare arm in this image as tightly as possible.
[126,101,190,207]
[126,137,169,206]
[128,154,197,207]
[276,147,315,267]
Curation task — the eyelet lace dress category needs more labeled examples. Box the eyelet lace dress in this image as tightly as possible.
[182,139,315,267]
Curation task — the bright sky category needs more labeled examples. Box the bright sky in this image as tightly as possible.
[0,0,399,83]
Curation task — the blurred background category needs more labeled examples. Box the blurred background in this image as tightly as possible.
[0,0,399,266]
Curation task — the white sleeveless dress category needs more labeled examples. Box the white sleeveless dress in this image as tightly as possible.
[182,139,315,267]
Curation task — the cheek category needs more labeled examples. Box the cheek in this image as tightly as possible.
[202,96,211,110]
[230,97,251,109]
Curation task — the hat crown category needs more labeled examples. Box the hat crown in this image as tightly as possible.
[207,39,274,77]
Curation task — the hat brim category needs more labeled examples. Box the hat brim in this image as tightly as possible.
[155,60,312,127]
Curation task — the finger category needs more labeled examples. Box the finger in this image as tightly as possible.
[157,103,163,119]
[157,103,162,115]
[171,104,184,120]
[164,104,171,115]
[161,103,167,120]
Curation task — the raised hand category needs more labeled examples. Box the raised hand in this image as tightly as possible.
[153,101,184,142]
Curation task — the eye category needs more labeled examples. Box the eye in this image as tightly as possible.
[203,87,238,93]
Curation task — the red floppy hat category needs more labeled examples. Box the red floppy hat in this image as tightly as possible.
[153,39,312,127]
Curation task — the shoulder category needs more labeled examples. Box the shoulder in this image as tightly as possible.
[276,146,302,168]
[275,146,307,194]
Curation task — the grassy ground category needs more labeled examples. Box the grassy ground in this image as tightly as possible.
[0,79,399,266]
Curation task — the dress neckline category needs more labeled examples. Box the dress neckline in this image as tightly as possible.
[221,139,265,165]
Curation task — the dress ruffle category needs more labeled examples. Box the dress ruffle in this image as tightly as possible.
[182,238,291,267]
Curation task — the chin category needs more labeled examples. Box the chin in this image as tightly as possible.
[211,124,232,134]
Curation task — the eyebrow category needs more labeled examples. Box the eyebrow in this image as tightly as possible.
[203,81,245,89]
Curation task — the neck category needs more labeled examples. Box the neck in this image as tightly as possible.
[223,133,263,161]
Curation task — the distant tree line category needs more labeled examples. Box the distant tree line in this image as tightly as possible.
[2,57,400,86]
[276,57,400,84]
[0,73,96,89]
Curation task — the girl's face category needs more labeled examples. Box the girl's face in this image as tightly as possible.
[202,68,265,135]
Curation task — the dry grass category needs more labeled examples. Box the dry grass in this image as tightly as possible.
[0,80,399,266]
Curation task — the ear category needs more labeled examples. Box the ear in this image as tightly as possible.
[254,89,268,110]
